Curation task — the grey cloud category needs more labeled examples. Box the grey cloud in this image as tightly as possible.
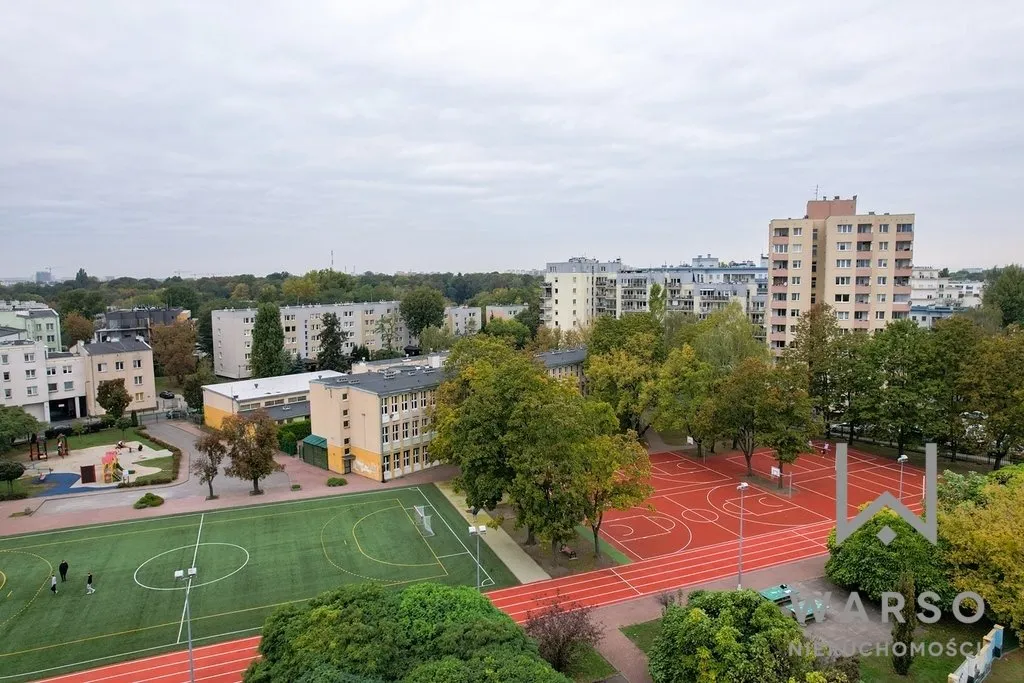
[1,0,1022,278]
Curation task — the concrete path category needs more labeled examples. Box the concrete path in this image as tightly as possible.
[434,482,551,584]
[591,555,828,683]
[0,421,458,538]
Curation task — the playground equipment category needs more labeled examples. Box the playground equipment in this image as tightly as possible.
[101,451,123,484]
[28,433,49,461]
[56,434,68,459]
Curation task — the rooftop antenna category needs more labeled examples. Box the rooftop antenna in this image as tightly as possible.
[814,184,821,200]
[331,250,334,269]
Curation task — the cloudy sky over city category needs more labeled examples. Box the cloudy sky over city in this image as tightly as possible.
[1,1,1022,278]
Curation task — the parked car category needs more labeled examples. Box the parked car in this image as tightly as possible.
[159,390,175,399]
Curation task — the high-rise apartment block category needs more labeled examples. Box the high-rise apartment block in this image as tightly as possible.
[541,256,767,333]
[212,302,411,379]
[768,196,914,351]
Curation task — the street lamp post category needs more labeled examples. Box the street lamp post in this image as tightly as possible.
[468,510,486,592]
[736,482,749,590]
[175,567,198,683]
[897,454,909,501]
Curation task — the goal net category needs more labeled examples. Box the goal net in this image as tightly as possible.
[413,505,434,537]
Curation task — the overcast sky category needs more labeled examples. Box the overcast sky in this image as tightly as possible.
[1,1,1022,279]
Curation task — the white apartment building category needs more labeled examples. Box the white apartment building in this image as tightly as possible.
[1,339,154,422]
[541,256,766,333]
[768,196,914,352]
[542,258,624,329]
[484,304,528,323]
[444,306,481,336]
[213,302,411,379]
[911,267,985,309]
[0,305,62,353]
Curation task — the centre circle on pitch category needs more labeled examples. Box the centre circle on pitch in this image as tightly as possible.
[681,508,720,523]
[133,543,250,591]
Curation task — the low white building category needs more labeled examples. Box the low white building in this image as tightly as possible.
[911,267,985,309]
[202,370,346,429]
[0,305,62,353]
[1,340,87,422]
[444,306,481,336]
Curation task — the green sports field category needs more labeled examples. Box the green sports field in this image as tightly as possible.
[0,484,517,682]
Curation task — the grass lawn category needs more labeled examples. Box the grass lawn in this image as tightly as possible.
[131,456,177,485]
[8,429,164,463]
[1,477,57,501]
[859,619,1016,683]
[990,647,1024,682]
[571,644,617,683]
[0,484,517,682]
[621,618,662,654]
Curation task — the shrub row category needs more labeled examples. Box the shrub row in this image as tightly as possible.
[116,428,182,488]
[327,477,348,487]
[0,491,28,501]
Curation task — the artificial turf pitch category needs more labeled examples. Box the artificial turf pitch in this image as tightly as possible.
[0,484,517,682]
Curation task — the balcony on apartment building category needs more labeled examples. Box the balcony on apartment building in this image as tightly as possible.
[856,241,873,252]
[772,260,789,274]
[769,330,787,342]
[855,277,871,290]
[772,278,788,288]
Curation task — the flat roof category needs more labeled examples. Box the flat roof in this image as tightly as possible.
[264,402,311,421]
[204,370,345,402]
[0,326,24,337]
[83,339,152,355]
[313,367,446,396]
[536,347,587,368]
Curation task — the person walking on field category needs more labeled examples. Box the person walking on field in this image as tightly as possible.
[86,572,95,595]
[50,574,57,595]
[59,559,69,582]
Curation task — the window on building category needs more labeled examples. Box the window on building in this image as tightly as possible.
[46,323,54,330]
[790,308,800,317]
[412,419,419,437]
[896,223,913,233]
[383,454,390,473]
[1,371,7,381]
[381,400,388,415]
[413,447,420,464]
[878,241,889,251]
[25,369,36,379]
[26,386,38,397]
[390,396,398,413]
[115,361,124,370]
[403,450,411,468]
[877,276,888,285]
[856,259,871,268]
[401,395,408,411]
[382,425,389,443]
[879,224,889,233]
[133,375,143,386]
[837,224,852,233]
[46,367,56,376]
[875,311,886,320]
[835,277,851,285]
[3,389,10,399]
[47,335,55,343]
[48,382,57,393]
[790,293,800,301]
[836,311,850,320]
[64,381,74,391]
[403,422,409,439]
[836,259,851,268]
[836,242,851,251]
[0,354,7,364]
[793,227,803,236]
[392,423,399,441]
[834,294,850,303]
[24,353,34,362]
[791,260,802,269]
[876,294,887,303]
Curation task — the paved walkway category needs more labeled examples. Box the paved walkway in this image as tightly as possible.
[592,555,828,683]
[0,421,457,538]
[434,481,550,584]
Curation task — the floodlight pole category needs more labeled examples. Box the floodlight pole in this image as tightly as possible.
[469,509,485,591]
[897,454,909,502]
[737,483,749,590]
[176,568,197,683]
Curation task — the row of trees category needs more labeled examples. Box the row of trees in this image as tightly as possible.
[787,305,1024,467]
[431,336,653,557]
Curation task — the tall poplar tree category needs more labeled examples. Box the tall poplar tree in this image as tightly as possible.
[250,303,286,378]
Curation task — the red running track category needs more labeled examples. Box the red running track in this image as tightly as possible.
[42,444,924,680]
[35,636,261,683]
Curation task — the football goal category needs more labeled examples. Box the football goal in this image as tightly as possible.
[413,505,434,537]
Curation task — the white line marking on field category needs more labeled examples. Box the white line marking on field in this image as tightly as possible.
[177,514,204,644]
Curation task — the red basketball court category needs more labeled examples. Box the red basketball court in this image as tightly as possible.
[489,442,925,621]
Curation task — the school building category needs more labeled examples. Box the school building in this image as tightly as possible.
[201,370,345,429]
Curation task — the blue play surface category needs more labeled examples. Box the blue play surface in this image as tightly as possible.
[37,472,117,496]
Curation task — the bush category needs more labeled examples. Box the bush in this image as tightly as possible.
[133,492,164,509]
[291,483,302,491]
[327,477,348,487]
[825,507,954,605]
[71,421,86,437]
[101,413,117,428]
[278,432,298,455]
[44,425,74,439]
[524,601,602,674]
[277,420,312,455]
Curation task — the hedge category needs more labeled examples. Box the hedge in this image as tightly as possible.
[117,427,182,488]
[277,419,311,455]
[327,477,348,487]
[133,492,164,509]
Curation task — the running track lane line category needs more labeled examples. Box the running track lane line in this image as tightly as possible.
[35,636,261,683]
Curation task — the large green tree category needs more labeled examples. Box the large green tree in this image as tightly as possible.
[62,312,95,349]
[865,320,937,456]
[585,348,658,435]
[831,332,877,445]
[982,264,1024,327]
[431,336,549,512]
[221,411,283,494]
[580,430,653,557]
[759,363,820,487]
[929,317,983,459]
[652,344,714,453]
[245,583,567,683]
[784,304,843,431]
[374,312,401,353]
[182,360,215,411]
[0,406,40,454]
[690,302,768,380]
[482,318,531,349]
[961,327,1024,469]
[648,590,813,683]
[588,312,665,361]
[150,321,197,385]
[96,379,131,419]
[400,287,446,337]
[418,325,456,353]
[250,303,286,378]
[891,571,918,676]
[648,283,666,323]
[316,312,347,372]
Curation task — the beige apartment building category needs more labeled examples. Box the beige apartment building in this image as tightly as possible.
[768,196,914,352]
[76,340,158,416]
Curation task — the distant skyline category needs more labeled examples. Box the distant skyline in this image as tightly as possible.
[2,2,1022,278]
